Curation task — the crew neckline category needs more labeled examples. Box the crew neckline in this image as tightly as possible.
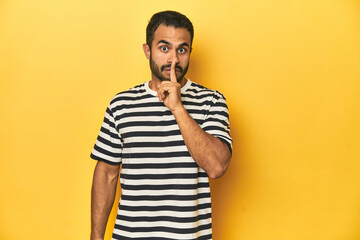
[144,79,192,96]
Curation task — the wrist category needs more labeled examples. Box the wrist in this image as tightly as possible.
[171,104,186,117]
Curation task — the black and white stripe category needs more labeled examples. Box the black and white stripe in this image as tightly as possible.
[91,80,232,240]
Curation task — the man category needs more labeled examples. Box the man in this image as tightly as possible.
[90,10,232,240]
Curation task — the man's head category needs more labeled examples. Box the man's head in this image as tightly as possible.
[143,11,194,83]
[146,11,194,49]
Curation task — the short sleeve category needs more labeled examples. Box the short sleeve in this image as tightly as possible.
[201,92,233,153]
[90,105,123,165]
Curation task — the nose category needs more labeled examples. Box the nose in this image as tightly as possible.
[168,49,180,64]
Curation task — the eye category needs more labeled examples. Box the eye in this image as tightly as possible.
[178,48,186,53]
[160,46,168,51]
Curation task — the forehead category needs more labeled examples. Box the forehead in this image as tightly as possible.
[153,24,191,46]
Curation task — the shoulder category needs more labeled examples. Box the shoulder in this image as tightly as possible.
[186,80,227,101]
[111,82,147,101]
[108,82,150,109]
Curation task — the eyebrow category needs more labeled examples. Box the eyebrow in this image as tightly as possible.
[179,42,190,48]
[157,40,171,45]
[157,40,190,48]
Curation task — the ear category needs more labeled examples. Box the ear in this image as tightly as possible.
[143,43,151,60]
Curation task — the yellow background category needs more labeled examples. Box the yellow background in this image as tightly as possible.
[1,0,360,239]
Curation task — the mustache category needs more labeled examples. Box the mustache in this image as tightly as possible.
[161,64,183,72]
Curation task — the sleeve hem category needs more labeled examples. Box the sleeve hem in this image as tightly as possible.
[90,154,122,165]
[215,136,233,154]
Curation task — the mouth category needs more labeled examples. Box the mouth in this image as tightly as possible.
[161,65,183,73]
[163,68,181,74]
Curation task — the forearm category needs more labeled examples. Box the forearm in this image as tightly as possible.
[91,162,119,240]
[156,63,231,178]
[172,106,231,179]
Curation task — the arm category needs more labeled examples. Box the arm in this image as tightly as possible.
[91,161,120,240]
[172,106,231,179]
[157,62,231,179]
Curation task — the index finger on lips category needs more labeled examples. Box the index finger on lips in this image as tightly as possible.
[170,61,177,83]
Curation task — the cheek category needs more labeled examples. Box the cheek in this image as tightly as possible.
[153,54,168,65]
[152,50,166,58]
[180,55,190,65]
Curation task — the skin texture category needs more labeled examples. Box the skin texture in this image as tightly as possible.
[91,24,231,240]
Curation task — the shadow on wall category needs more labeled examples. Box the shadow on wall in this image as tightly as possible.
[210,109,247,239]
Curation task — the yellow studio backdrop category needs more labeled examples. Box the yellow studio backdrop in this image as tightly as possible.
[0,0,359,239]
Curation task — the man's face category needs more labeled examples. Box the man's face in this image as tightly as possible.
[145,24,191,83]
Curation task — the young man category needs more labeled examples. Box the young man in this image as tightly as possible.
[90,10,232,240]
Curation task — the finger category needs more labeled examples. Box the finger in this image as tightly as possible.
[156,85,163,102]
[170,61,177,83]
[157,87,167,102]
[157,90,163,102]
[156,92,161,102]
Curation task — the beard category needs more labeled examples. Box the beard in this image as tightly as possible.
[149,55,189,82]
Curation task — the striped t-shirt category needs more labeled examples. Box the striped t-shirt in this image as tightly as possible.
[91,79,232,240]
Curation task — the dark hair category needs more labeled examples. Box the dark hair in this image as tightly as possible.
[146,10,194,48]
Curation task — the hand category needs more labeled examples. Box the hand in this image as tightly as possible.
[156,61,183,112]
